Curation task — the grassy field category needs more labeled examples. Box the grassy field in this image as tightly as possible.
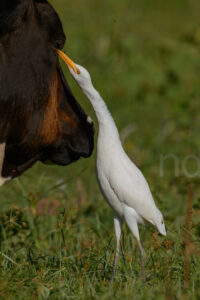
[0,0,200,299]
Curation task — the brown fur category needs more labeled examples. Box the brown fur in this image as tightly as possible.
[40,69,61,145]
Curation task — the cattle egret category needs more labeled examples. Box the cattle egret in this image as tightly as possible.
[60,51,166,283]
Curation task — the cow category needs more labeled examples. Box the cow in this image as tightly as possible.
[0,0,94,186]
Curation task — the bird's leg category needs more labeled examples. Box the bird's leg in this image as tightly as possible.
[123,207,146,283]
[110,215,122,284]
[110,238,120,284]
[137,240,146,283]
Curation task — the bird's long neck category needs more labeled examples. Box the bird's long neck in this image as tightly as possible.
[81,85,121,145]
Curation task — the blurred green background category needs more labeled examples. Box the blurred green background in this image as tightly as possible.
[0,0,200,299]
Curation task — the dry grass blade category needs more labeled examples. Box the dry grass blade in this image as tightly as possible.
[184,183,194,288]
[0,251,18,266]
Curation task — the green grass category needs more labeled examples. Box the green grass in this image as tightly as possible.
[0,0,200,299]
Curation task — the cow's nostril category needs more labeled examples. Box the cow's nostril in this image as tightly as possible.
[87,116,93,125]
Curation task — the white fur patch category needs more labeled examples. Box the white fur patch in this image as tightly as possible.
[87,116,93,124]
[0,143,6,186]
[0,176,11,187]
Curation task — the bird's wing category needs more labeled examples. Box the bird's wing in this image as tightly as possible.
[108,154,158,223]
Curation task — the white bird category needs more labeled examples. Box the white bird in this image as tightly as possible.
[58,51,166,283]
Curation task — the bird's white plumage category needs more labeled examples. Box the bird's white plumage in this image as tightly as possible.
[68,63,166,282]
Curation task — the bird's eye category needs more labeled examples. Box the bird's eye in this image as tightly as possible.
[161,220,164,224]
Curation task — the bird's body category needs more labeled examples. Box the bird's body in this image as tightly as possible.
[65,60,166,282]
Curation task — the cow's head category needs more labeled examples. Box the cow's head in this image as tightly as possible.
[0,0,94,179]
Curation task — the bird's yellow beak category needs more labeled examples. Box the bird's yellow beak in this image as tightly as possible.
[57,49,80,74]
